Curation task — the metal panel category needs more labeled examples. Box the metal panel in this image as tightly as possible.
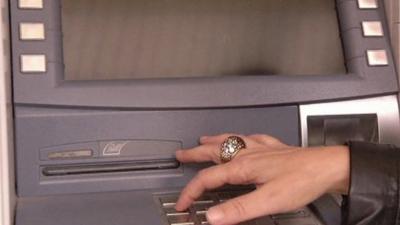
[16,190,165,225]
[15,105,299,196]
[385,0,400,102]
[300,95,400,147]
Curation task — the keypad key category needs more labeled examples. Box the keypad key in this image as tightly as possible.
[168,214,194,225]
[164,207,190,216]
[160,196,179,208]
[193,195,214,205]
[196,213,208,223]
[193,202,214,214]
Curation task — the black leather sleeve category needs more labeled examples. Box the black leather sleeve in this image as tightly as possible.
[341,141,400,225]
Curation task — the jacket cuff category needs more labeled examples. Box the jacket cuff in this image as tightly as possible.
[341,141,400,225]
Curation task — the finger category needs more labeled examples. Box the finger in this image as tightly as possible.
[200,133,262,149]
[176,144,220,163]
[206,186,278,225]
[175,164,231,211]
[247,134,287,148]
[199,133,238,145]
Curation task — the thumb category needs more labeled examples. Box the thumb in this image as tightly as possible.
[206,187,274,225]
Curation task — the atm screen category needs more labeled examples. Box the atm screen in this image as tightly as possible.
[61,0,346,80]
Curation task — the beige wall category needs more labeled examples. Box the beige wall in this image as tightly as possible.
[0,0,15,224]
[385,0,399,71]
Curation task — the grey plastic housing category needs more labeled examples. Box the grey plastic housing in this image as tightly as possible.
[10,0,399,108]
[16,190,171,225]
[9,0,400,224]
[14,189,324,225]
[15,105,299,197]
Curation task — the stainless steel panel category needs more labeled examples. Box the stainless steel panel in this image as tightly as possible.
[300,95,400,146]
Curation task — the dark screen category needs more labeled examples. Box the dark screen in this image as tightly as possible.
[62,0,346,80]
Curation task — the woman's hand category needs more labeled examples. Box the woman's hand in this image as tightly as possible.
[175,134,350,225]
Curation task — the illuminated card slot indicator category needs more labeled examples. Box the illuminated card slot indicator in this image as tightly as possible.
[47,150,93,160]
[19,0,43,9]
[20,54,46,73]
[20,23,45,40]
[367,50,389,66]
[357,0,378,9]
[362,21,383,37]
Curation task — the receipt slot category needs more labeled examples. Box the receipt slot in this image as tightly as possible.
[307,114,378,146]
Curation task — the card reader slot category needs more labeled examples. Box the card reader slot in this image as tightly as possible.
[42,159,180,176]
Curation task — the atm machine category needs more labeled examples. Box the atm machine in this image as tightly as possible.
[1,0,400,225]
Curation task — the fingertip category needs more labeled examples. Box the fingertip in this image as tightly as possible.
[176,150,192,163]
[175,149,183,156]
[199,136,209,144]
[175,196,190,212]
[174,203,185,212]
[206,207,225,225]
[175,149,183,158]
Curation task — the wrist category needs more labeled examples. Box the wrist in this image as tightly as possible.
[323,146,350,194]
[314,146,350,194]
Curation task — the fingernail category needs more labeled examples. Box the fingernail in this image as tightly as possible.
[174,204,184,211]
[206,207,224,224]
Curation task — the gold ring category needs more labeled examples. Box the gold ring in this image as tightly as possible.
[220,136,246,163]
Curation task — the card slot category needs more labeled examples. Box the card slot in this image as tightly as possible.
[42,159,179,176]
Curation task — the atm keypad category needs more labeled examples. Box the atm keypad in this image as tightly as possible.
[157,191,321,225]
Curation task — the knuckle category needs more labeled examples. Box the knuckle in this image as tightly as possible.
[227,199,248,218]
[196,167,216,185]
[196,169,209,181]
[229,158,253,183]
[259,135,275,143]
[211,147,221,163]
[254,134,283,146]
[249,134,264,139]
[236,156,253,168]
[181,187,197,201]
[190,173,206,191]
